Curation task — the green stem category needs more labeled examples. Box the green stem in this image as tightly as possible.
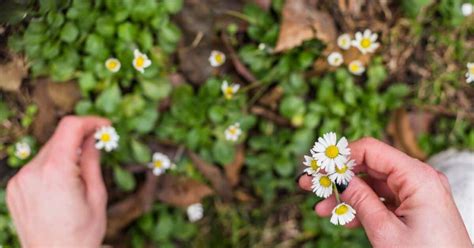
[333,183,341,204]
[356,172,369,178]
[223,10,256,24]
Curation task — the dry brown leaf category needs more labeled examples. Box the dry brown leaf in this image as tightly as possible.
[155,174,214,207]
[186,150,233,202]
[47,81,81,112]
[32,79,59,143]
[387,109,427,160]
[275,0,337,52]
[0,54,27,92]
[106,172,157,238]
[259,86,284,110]
[224,144,245,187]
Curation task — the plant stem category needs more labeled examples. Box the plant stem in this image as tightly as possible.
[333,183,341,203]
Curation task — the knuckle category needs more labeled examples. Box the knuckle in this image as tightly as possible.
[360,137,378,146]
[58,116,80,128]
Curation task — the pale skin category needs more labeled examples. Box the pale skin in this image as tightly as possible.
[6,117,472,247]
[298,137,472,247]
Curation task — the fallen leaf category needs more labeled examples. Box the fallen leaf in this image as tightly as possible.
[47,81,81,112]
[224,144,245,187]
[32,79,59,143]
[250,105,291,126]
[155,174,214,207]
[187,150,233,202]
[259,86,284,110]
[387,108,428,160]
[0,54,27,92]
[275,0,337,52]
[106,171,157,238]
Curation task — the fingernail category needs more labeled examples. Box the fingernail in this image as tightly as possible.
[295,172,308,183]
[336,183,348,194]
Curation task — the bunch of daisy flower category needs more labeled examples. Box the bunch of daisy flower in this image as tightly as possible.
[303,132,357,226]
[327,29,380,76]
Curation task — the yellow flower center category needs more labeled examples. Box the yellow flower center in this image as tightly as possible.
[470,67,474,75]
[215,54,223,64]
[107,60,118,70]
[228,127,237,135]
[325,145,339,159]
[135,56,145,67]
[335,165,348,174]
[19,151,29,159]
[310,159,319,171]
[319,176,332,187]
[100,133,111,142]
[335,204,349,215]
[350,63,360,72]
[361,38,371,48]
[225,87,234,99]
[154,160,163,168]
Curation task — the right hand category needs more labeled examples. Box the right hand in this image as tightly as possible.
[298,137,472,247]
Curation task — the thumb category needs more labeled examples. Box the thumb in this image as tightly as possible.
[340,177,402,235]
[80,135,107,210]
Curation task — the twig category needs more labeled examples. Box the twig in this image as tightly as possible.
[221,33,258,83]
[250,106,291,126]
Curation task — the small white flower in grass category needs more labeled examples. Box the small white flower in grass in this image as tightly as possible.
[15,142,31,160]
[208,50,226,67]
[330,202,356,225]
[337,33,352,50]
[348,60,365,75]
[352,29,380,54]
[187,203,204,222]
[466,63,474,83]
[303,154,321,176]
[327,52,344,67]
[329,159,355,185]
[94,126,119,152]
[221,80,240,100]
[132,49,151,73]
[148,152,171,176]
[105,58,121,73]
[225,123,242,142]
[311,173,333,198]
[462,3,473,16]
[312,132,350,171]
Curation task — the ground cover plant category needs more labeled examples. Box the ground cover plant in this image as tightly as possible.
[0,0,473,247]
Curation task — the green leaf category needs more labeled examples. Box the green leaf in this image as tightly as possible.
[163,0,183,13]
[141,79,171,101]
[401,0,433,18]
[95,16,115,37]
[131,139,151,163]
[279,96,305,119]
[78,72,96,93]
[127,107,159,134]
[84,34,107,58]
[74,100,93,115]
[0,100,11,122]
[118,22,138,42]
[95,84,122,114]
[60,22,79,43]
[113,166,136,192]
[212,140,235,165]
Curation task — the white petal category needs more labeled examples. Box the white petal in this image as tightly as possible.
[336,137,348,150]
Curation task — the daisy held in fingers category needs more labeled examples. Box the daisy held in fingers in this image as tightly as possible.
[94,126,119,152]
[311,173,333,198]
[330,202,356,225]
[132,49,152,73]
[209,50,226,67]
[311,132,350,171]
[303,154,320,176]
[329,159,355,185]
[149,152,171,176]
[352,29,380,54]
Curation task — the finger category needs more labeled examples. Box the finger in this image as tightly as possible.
[349,137,428,201]
[436,170,452,193]
[364,178,398,204]
[47,116,110,163]
[340,177,402,233]
[297,173,312,191]
[80,136,107,209]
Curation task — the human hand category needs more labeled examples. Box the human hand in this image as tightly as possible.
[298,137,472,247]
[6,116,110,247]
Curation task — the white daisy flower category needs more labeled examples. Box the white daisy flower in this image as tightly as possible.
[132,49,152,73]
[225,122,242,142]
[311,173,333,198]
[466,62,474,83]
[348,60,365,75]
[462,3,473,16]
[14,142,31,160]
[94,126,119,152]
[208,50,226,67]
[187,203,204,222]
[351,29,380,54]
[148,152,171,176]
[330,202,356,225]
[329,159,355,185]
[312,132,350,171]
[337,33,352,50]
[221,80,240,100]
[327,52,344,67]
[105,58,121,73]
[303,154,321,176]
